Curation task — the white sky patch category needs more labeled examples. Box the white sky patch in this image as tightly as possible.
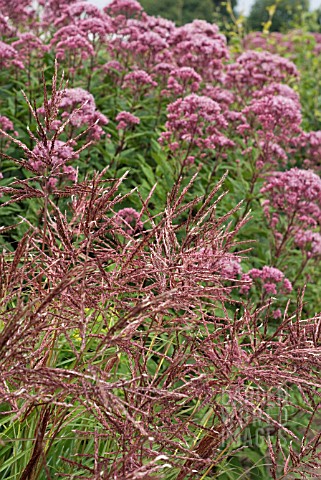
[89,0,110,7]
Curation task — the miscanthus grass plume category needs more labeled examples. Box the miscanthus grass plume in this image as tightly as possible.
[0,61,318,480]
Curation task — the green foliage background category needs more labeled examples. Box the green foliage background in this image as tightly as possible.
[247,0,310,32]
[139,0,237,24]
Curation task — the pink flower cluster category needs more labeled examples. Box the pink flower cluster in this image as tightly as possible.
[165,67,202,96]
[0,116,16,135]
[0,40,24,69]
[28,140,78,187]
[160,94,232,155]
[145,15,175,40]
[236,83,303,171]
[296,131,321,172]
[201,85,235,110]
[55,1,105,26]
[54,2,112,45]
[313,32,321,55]
[0,115,18,147]
[218,257,242,279]
[253,83,300,107]
[116,111,140,130]
[102,60,123,85]
[123,70,158,93]
[114,207,143,235]
[59,88,96,125]
[77,17,112,42]
[0,0,34,25]
[106,16,229,82]
[50,25,95,62]
[171,20,229,82]
[103,60,123,74]
[295,229,321,258]
[108,16,170,69]
[123,23,168,58]
[41,0,88,26]
[242,31,294,55]
[39,87,108,141]
[240,266,292,297]
[0,14,15,37]
[261,168,321,229]
[12,32,48,61]
[226,50,299,93]
[243,95,302,145]
[185,247,242,282]
[105,0,143,18]
[243,30,321,58]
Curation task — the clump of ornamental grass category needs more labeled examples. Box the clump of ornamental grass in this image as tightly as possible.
[1,64,321,480]
[1,1,321,478]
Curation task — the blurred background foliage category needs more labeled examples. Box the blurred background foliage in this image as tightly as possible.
[139,0,321,33]
[139,0,237,25]
[247,0,309,32]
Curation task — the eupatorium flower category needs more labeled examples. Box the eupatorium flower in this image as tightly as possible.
[201,85,235,110]
[296,131,321,172]
[78,18,112,41]
[240,266,292,296]
[242,31,293,55]
[40,0,78,25]
[242,95,302,152]
[313,32,321,55]
[12,32,48,61]
[170,20,229,82]
[0,115,18,148]
[0,0,34,25]
[160,94,232,154]
[28,140,78,186]
[295,229,321,258]
[103,60,123,73]
[0,40,23,69]
[123,70,157,92]
[55,1,105,26]
[196,248,242,279]
[114,207,143,235]
[244,95,301,134]
[152,62,175,81]
[59,88,96,124]
[116,111,140,130]
[261,168,321,229]
[124,23,168,56]
[60,88,108,139]
[226,50,299,93]
[184,245,242,284]
[108,15,173,70]
[0,14,15,37]
[104,0,143,17]
[0,116,16,135]
[145,15,176,40]
[165,67,202,95]
[38,87,108,141]
[253,83,300,107]
[51,27,95,61]
[53,2,112,41]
